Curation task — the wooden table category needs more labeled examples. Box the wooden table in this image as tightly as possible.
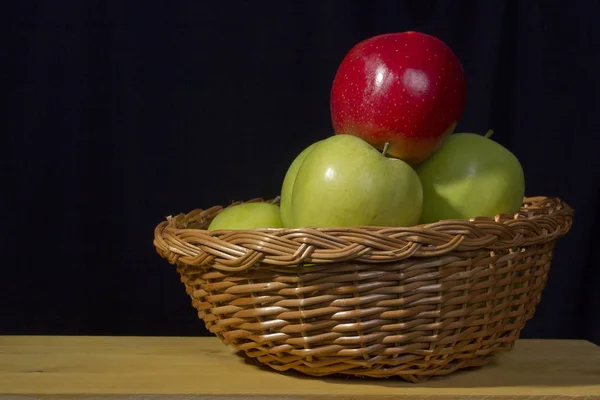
[0,336,599,399]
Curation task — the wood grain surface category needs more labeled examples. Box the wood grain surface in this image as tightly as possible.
[0,336,599,399]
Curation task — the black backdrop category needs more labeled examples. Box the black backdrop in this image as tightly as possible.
[4,1,600,345]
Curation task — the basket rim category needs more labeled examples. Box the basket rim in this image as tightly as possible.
[153,196,574,272]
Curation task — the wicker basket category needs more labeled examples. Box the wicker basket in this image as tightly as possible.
[153,196,573,382]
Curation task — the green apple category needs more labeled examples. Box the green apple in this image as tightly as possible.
[415,132,525,223]
[289,134,423,228]
[280,141,322,228]
[207,202,283,231]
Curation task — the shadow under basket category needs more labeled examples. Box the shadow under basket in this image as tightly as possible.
[153,196,574,383]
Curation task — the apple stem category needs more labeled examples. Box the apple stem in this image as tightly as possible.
[382,142,390,157]
[485,129,495,138]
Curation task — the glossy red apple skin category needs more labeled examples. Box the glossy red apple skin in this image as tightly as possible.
[330,31,466,165]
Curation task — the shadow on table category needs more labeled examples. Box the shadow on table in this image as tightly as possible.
[234,350,600,389]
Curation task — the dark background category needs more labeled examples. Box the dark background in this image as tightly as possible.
[4,1,600,344]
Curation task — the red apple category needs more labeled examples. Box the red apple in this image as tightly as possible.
[330,31,466,165]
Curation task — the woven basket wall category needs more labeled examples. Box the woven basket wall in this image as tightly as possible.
[153,196,573,382]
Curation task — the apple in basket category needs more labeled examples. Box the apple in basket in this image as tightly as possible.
[208,202,283,230]
[330,31,466,165]
[416,130,526,223]
[281,134,423,228]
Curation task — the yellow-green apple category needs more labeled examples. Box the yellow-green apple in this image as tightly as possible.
[289,134,423,228]
[330,31,466,165]
[415,132,525,223]
[280,140,322,227]
[208,202,283,231]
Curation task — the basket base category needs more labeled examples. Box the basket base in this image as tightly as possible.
[233,340,513,383]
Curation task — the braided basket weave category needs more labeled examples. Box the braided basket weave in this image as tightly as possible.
[153,196,573,382]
